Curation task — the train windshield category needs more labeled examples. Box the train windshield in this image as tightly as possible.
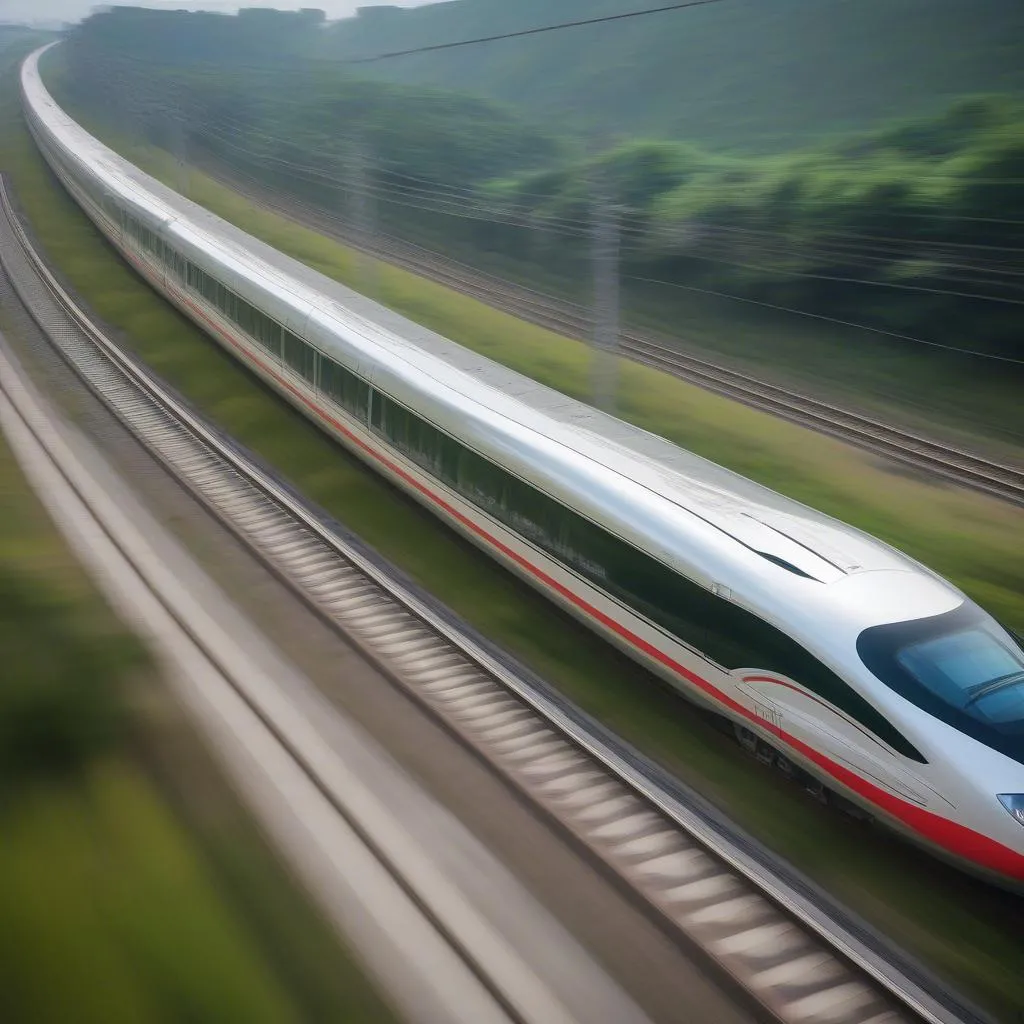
[858,603,1024,765]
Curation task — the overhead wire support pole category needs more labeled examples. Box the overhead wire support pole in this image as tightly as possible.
[590,170,622,414]
[346,131,377,299]
[171,112,190,200]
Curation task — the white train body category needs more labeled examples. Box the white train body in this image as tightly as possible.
[21,46,1024,887]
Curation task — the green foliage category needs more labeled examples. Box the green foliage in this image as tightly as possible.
[55,7,1024,365]
[72,5,324,67]
[593,141,701,209]
[0,766,305,1024]
[483,96,1024,362]
[0,570,140,787]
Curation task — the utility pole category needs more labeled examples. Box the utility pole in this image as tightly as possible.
[171,113,189,199]
[346,132,377,299]
[590,167,621,414]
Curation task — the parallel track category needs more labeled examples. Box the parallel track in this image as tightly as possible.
[203,159,1024,508]
[0,175,991,1024]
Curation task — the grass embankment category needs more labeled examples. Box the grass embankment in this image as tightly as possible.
[0,434,396,1023]
[8,57,1024,1019]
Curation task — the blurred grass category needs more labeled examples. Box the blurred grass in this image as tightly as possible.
[0,430,396,1022]
[0,764,299,1024]
[4,47,1024,1019]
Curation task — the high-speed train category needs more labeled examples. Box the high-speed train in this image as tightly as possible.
[21,45,1024,887]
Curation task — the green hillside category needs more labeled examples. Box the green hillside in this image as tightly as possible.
[325,0,1024,149]
[54,5,1024,374]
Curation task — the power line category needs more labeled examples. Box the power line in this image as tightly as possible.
[70,87,1024,365]
[64,64,1024,333]
[119,103,1024,303]
[189,132,1024,297]
[178,136,1024,366]
[625,275,1024,364]
[343,0,726,64]
[150,132,1024,365]
[119,98,1024,283]
[79,1,724,73]
[146,135,1024,367]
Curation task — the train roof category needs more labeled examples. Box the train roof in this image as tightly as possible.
[22,47,965,655]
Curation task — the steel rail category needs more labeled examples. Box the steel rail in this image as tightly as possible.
[197,156,1024,508]
[1,172,994,1024]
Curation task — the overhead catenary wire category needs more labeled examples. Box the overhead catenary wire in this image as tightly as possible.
[178,121,616,236]
[100,74,1024,253]
[67,55,1024,363]
[343,0,727,64]
[181,138,1024,367]
[186,127,1024,296]
[116,82,1024,262]
[83,1,727,71]
[133,97,1024,273]
[623,275,1024,365]
[85,49,1024,213]
[118,98,1024,307]
[184,131,1024,301]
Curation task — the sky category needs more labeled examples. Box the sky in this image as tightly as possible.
[0,0,434,26]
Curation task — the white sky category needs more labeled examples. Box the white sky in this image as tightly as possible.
[0,0,435,26]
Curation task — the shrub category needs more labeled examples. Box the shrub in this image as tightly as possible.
[0,570,142,786]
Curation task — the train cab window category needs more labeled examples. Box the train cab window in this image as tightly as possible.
[859,604,1024,765]
[897,628,1024,722]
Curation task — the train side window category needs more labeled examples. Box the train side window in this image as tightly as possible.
[267,319,284,358]
[255,311,283,357]
[237,298,254,336]
[319,356,369,422]
[282,330,316,384]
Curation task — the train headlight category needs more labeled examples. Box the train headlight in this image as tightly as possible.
[997,795,1024,827]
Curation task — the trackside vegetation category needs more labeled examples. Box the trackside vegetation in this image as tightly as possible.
[57,7,1024,446]
[8,40,1023,1020]
[0,31,397,1024]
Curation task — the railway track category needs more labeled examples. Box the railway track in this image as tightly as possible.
[0,341,548,1024]
[0,176,993,1024]
[203,159,1024,509]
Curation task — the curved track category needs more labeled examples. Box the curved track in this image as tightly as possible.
[0,173,994,1024]
[202,159,1024,508]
